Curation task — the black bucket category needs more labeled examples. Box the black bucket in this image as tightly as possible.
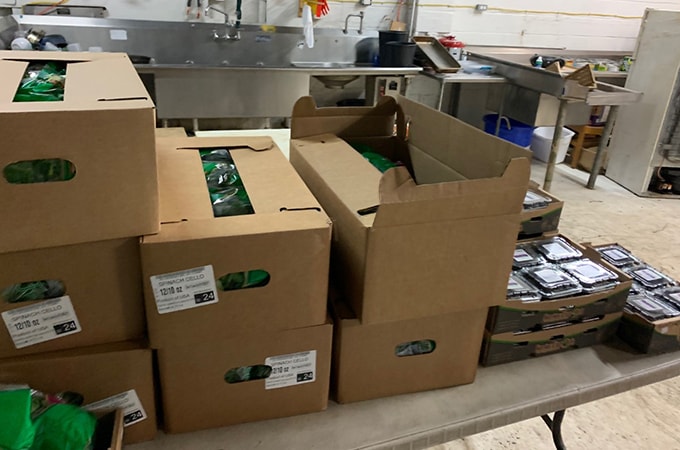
[378,30,408,60]
[380,41,416,67]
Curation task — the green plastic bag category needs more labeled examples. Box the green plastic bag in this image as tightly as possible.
[218,270,270,291]
[31,404,96,450]
[2,280,66,303]
[0,389,36,450]
[13,62,66,103]
[200,148,255,217]
[224,365,272,384]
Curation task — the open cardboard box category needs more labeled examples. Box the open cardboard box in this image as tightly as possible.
[0,51,158,253]
[158,319,333,433]
[519,181,564,239]
[481,312,622,366]
[618,312,680,354]
[290,96,531,324]
[331,294,486,404]
[0,238,145,358]
[584,242,680,354]
[0,341,157,444]
[141,136,331,348]
[488,235,632,334]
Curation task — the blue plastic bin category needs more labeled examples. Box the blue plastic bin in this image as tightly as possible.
[483,114,534,147]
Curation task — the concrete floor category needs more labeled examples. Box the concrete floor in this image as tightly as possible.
[432,161,680,450]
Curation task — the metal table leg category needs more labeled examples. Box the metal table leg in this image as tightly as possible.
[543,99,569,192]
[541,409,567,450]
[587,105,619,189]
[494,84,508,136]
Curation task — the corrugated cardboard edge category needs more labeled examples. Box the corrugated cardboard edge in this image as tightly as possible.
[291,96,404,140]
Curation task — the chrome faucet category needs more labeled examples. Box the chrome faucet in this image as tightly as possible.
[205,4,240,41]
[343,11,364,34]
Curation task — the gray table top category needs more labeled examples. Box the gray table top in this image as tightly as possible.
[129,342,680,450]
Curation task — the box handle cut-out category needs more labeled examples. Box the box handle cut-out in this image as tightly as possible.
[3,280,66,303]
[395,339,436,357]
[224,365,272,383]
[217,270,270,291]
[4,159,76,184]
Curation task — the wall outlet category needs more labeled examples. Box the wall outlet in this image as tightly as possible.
[359,0,372,5]
[475,4,488,12]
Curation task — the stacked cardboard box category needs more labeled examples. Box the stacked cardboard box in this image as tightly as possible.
[141,136,333,433]
[0,51,159,444]
[482,233,632,365]
[586,243,680,354]
[289,96,532,403]
[519,182,564,239]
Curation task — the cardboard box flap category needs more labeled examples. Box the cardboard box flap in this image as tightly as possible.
[157,136,324,224]
[0,59,31,102]
[397,95,532,180]
[291,96,404,140]
[372,160,528,227]
[65,58,150,103]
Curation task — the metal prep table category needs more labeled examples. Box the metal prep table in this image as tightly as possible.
[129,341,680,450]
[469,50,643,192]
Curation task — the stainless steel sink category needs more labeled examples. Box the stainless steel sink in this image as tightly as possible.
[291,62,355,68]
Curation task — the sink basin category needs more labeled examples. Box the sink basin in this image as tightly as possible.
[313,74,360,89]
[291,62,355,68]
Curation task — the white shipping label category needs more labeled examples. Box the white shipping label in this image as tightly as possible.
[109,29,128,40]
[85,389,147,427]
[150,265,219,314]
[1,296,81,349]
[265,350,317,390]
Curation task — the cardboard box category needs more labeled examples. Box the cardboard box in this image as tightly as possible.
[519,181,564,238]
[0,51,158,253]
[141,136,331,348]
[290,96,531,324]
[0,238,145,358]
[157,320,333,433]
[0,341,157,444]
[481,313,621,366]
[489,243,632,334]
[618,312,680,354]
[331,298,486,403]
[578,146,609,173]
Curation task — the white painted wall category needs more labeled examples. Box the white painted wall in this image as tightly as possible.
[3,0,680,50]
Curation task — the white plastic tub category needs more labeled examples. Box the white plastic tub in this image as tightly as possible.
[530,127,576,163]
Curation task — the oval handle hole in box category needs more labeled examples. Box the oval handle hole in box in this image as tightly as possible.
[218,270,270,291]
[395,339,436,357]
[4,159,76,184]
[3,280,66,303]
[224,365,272,384]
